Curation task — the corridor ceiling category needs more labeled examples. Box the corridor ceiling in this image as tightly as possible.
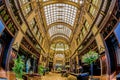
[40,0,83,44]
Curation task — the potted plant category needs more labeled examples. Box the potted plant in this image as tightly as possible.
[12,56,25,80]
[82,50,99,80]
[38,65,44,75]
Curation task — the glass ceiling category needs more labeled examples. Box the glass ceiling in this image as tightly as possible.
[48,25,72,38]
[44,3,77,26]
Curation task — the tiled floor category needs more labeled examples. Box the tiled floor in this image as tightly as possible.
[42,72,67,80]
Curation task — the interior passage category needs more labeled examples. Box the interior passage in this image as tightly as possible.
[0,0,120,80]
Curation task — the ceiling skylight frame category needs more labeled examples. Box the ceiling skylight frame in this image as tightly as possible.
[48,25,72,38]
[51,34,69,41]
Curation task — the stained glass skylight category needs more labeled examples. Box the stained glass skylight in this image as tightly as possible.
[48,25,72,38]
[44,3,77,26]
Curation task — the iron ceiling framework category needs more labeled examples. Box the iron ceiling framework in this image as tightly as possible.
[39,0,82,42]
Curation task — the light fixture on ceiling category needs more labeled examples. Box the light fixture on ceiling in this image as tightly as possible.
[80,0,83,4]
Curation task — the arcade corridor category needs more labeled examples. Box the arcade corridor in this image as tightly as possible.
[0,0,120,80]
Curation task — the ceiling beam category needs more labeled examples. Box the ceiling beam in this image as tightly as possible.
[51,33,70,40]
[47,22,73,31]
[50,34,70,42]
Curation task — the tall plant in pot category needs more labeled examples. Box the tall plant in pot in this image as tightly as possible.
[38,65,45,75]
[82,50,99,80]
[12,55,25,80]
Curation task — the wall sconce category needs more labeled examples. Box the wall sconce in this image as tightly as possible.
[80,0,84,4]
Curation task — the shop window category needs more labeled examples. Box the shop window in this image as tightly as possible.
[80,33,83,40]
[82,27,86,36]
[84,20,90,31]
[89,5,96,17]
[21,0,30,4]
[26,58,31,73]
[95,14,103,27]
[101,0,107,12]
[76,38,80,45]
[7,22,16,35]
[37,32,40,39]
[39,36,43,44]
[92,0,98,6]
[102,24,114,38]
[9,0,23,24]
[29,18,36,29]
[33,26,38,34]
[25,4,32,15]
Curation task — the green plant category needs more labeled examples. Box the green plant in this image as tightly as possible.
[38,65,44,75]
[12,56,25,79]
[57,67,62,71]
[82,50,99,79]
[82,50,99,64]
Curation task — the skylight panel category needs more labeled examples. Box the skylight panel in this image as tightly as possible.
[44,3,77,26]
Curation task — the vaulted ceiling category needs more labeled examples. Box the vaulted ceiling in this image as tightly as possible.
[39,0,84,56]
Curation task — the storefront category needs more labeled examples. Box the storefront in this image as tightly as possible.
[18,47,39,73]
